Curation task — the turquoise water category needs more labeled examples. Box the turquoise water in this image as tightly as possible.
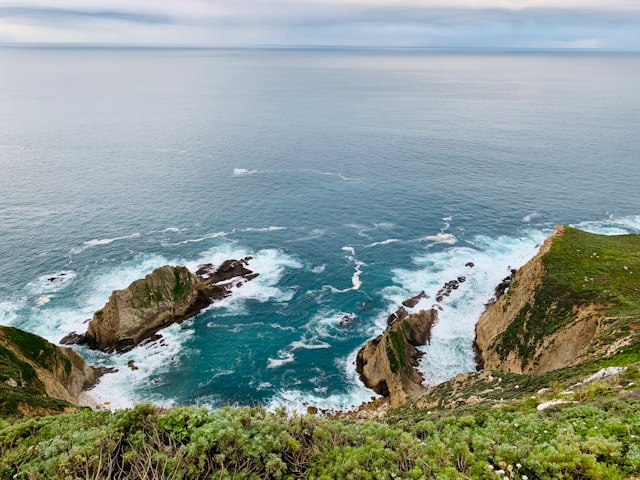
[1,48,639,410]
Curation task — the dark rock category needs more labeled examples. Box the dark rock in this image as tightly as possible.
[435,279,460,301]
[465,262,475,268]
[402,291,428,308]
[386,306,408,326]
[493,269,517,300]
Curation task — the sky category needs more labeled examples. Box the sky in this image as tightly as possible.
[1,0,640,50]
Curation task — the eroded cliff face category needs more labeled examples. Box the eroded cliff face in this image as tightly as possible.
[63,260,258,353]
[0,326,100,411]
[475,225,640,374]
[474,227,558,373]
[356,309,437,407]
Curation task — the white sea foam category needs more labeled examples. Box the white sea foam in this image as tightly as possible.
[303,310,355,340]
[25,270,77,295]
[84,322,195,410]
[35,295,52,306]
[267,333,331,369]
[266,349,379,413]
[384,229,550,386]
[572,216,640,235]
[233,168,259,175]
[229,322,266,334]
[270,323,297,332]
[324,247,365,293]
[71,233,141,253]
[0,299,23,327]
[288,228,327,243]
[242,226,286,232]
[416,232,458,245]
[522,212,540,222]
[347,222,395,239]
[172,231,230,245]
[290,339,331,350]
[314,170,350,181]
[267,351,295,369]
[84,233,140,247]
[205,249,302,310]
[365,238,400,247]
[311,264,326,274]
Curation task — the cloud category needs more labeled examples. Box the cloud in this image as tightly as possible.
[0,0,639,48]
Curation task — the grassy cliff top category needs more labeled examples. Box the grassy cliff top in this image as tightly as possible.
[495,226,640,365]
[0,326,75,417]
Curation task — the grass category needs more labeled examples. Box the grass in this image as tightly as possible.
[1,371,640,480]
[495,226,640,365]
[1,327,57,371]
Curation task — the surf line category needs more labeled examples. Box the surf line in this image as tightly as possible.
[323,246,365,293]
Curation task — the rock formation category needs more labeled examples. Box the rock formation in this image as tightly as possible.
[401,291,428,308]
[1,325,100,414]
[356,309,438,407]
[475,225,640,374]
[62,259,258,353]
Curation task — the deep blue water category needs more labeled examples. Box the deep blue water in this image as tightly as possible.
[1,47,639,410]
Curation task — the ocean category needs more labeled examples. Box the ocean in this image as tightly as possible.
[1,47,639,411]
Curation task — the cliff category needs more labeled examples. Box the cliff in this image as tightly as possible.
[63,259,257,353]
[475,225,640,374]
[0,325,99,416]
[356,309,437,407]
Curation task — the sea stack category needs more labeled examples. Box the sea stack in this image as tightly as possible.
[356,309,438,407]
[62,259,258,353]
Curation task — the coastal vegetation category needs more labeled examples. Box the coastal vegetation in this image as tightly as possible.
[1,359,639,479]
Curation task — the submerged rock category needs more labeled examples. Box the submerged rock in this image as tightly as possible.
[62,260,258,353]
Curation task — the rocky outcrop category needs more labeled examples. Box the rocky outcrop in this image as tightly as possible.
[475,225,640,374]
[356,309,438,407]
[0,325,100,414]
[402,291,428,308]
[63,259,258,353]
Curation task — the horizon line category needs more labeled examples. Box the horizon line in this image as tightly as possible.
[1,42,638,53]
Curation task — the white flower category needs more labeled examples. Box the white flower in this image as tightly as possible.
[522,476,529,480]
[516,463,522,469]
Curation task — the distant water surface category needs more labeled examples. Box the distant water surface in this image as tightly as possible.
[1,48,639,410]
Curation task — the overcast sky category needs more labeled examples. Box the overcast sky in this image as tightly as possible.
[1,0,639,49]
